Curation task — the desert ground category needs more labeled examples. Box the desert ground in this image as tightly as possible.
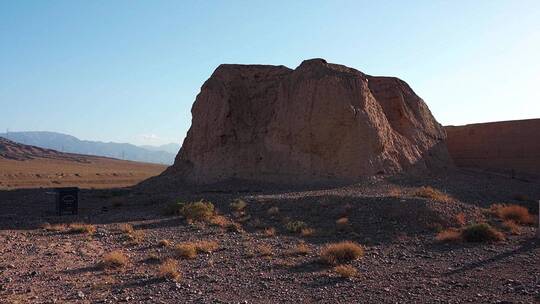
[0,155,166,190]
[0,169,538,303]
[0,137,166,190]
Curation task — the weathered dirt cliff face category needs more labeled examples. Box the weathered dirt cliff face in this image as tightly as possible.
[166,59,451,185]
[446,119,540,177]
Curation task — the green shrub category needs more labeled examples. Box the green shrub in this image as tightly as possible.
[163,202,184,216]
[461,223,504,242]
[230,199,247,211]
[285,221,308,233]
[180,201,215,221]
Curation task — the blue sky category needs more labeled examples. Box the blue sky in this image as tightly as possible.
[1,1,539,146]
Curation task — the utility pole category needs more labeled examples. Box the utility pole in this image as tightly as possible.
[6,128,9,140]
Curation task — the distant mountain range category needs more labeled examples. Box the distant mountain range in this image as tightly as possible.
[0,131,180,165]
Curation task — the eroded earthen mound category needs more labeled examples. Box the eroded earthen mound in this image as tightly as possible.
[165,59,451,185]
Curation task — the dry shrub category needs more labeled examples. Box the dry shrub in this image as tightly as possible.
[462,223,505,243]
[102,250,128,269]
[414,186,452,203]
[336,217,349,230]
[290,242,311,255]
[226,222,244,233]
[126,230,145,244]
[502,220,521,235]
[257,244,273,256]
[300,228,315,237]
[158,259,181,281]
[230,199,247,211]
[320,241,364,265]
[180,201,215,221]
[194,240,219,253]
[208,215,230,228]
[435,228,462,242]
[491,204,534,225]
[119,223,134,234]
[146,253,161,263]
[41,223,65,232]
[455,213,466,227]
[285,221,308,233]
[158,239,172,247]
[264,227,276,237]
[333,265,358,278]
[388,186,403,197]
[175,243,197,259]
[267,207,279,216]
[69,223,96,235]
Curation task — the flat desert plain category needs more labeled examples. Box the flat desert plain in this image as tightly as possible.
[0,157,166,190]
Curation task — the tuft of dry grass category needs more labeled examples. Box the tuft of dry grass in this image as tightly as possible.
[256,244,273,256]
[300,228,315,237]
[146,253,161,263]
[264,227,276,237]
[118,223,134,234]
[158,259,181,281]
[461,223,505,243]
[435,228,462,242]
[102,250,128,269]
[414,186,452,203]
[502,220,521,235]
[194,240,219,253]
[158,239,172,247]
[41,223,65,232]
[267,207,279,216]
[68,223,96,235]
[320,241,364,265]
[336,217,349,231]
[455,213,466,227]
[230,199,247,211]
[208,215,230,228]
[126,230,145,244]
[180,201,215,221]
[175,243,197,259]
[388,186,403,197]
[490,204,534,225]
[333,265,358,278]
[290,242,311,256]
[175,240,219,259]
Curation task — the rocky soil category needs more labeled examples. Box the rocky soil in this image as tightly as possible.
[0,170,539,303]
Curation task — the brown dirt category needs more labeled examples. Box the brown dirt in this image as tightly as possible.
[0,157,166,190]
[0,169,539,303]
[0,137,166,190]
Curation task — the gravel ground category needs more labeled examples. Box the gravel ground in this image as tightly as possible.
[0,170,539,303]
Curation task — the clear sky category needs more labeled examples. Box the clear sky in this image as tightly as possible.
[1,1,539,146]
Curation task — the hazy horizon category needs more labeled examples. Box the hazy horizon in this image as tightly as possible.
[1,1,539,146]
